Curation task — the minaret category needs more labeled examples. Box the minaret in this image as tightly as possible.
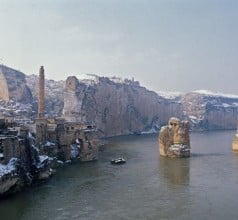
[38,66,45,118]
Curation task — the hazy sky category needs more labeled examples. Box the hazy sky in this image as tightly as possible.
[0,0,237,93]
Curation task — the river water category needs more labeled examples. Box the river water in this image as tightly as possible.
[1,131,238,220]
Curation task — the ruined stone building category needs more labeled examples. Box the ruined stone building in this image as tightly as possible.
[35,67,99,162]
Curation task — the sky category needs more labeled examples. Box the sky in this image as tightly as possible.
[0,0,237,93]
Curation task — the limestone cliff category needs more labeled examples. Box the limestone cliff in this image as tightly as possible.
[0,65,33,103]
[63,76,184,137]
[182,90,238,130]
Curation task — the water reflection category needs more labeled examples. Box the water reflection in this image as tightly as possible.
[0,191,30,219]
[158,157,190,186]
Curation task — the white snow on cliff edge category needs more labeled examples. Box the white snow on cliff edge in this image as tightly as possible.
[193,90,238,99]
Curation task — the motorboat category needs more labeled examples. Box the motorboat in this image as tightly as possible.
[110,157,126,165]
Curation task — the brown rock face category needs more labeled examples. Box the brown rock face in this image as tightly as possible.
[159,118,190,158]
[0,69,9,102]
[63,76,184,137]
[0,65,33,103]
[232,128,238,151]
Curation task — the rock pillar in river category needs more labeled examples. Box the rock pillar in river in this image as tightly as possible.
[159,117,190,158]
[232,126,238,151]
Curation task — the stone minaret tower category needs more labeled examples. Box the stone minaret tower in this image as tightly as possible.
[38,66,45,118]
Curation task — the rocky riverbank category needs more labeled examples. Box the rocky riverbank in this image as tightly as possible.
[0,129,53,197]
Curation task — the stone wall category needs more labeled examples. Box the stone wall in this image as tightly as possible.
[36,119,99,162]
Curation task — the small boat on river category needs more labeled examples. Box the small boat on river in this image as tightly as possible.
[110,158,126,165]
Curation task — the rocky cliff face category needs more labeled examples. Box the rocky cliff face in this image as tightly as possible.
[182,90,238,130]
[63,76,184,137]
[0,65,33,103]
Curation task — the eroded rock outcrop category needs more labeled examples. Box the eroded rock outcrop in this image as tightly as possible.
[0,65,33,103]
[232,124,238,151]
[159,117,190,158]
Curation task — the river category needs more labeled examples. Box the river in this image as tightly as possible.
[0,130,238,220]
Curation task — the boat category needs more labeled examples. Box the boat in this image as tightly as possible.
[110,158,126,165]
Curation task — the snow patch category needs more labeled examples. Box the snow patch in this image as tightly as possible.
[157,91,183,99]
[0,158,18,177]
[45,141,56,147]
[193,90,238,99]
[70,144,80,159]
[141,127,158,134]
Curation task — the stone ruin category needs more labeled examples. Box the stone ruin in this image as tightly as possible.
[159,117,190,158]
[35,67,99,162]
[0,119,53,197]
[0,66,100,197]
[35,118,99,162]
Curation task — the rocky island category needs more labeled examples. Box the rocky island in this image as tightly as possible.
[159,117,190,158]
[232,124,238,151]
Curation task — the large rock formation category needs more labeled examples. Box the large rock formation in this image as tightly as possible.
[0,65,33,103]
[63,76,184,137]
[159,117,190,158]
[182,90,238,130]
[232,135,238,151]
[232,123,238,151]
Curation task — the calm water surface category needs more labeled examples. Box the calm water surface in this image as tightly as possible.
[1,131,238,220]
